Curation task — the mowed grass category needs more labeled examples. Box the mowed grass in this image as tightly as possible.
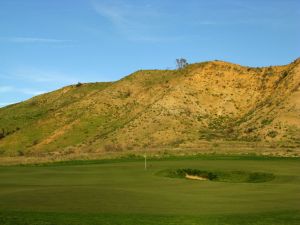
[0,156,299,224]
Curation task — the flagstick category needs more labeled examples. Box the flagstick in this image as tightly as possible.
[144,153,147,170]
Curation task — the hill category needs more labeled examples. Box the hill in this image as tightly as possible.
[0,59,300,158]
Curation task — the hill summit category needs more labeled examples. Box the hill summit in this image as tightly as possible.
[1,59,300,157]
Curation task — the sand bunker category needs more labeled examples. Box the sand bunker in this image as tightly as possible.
[185,174,208,181]
[158,168,275,183]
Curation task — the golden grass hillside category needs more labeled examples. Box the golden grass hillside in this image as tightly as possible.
[0,59,299,157]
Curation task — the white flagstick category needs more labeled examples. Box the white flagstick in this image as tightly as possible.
[144,153,147,170]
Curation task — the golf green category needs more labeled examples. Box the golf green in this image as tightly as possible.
[0,156,299,224]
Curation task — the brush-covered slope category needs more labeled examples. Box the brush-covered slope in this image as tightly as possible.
[0,59,300,156]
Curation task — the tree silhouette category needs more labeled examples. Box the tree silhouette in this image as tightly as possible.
[176,58,188,69]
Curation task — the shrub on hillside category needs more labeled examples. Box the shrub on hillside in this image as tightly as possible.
[104,144,123,152]
[76,82,82,87]
[261,119,273,126]
[267,130,278,138]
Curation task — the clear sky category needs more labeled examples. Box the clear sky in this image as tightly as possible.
[1,0,299,107]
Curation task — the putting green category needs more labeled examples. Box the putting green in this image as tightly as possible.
[0,156,299,225]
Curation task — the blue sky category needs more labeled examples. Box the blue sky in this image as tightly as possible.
[1,0,299,107]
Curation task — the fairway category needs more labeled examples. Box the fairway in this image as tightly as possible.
[0,156,300,225]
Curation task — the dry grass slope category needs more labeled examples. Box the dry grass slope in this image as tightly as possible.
[0,58,299,158]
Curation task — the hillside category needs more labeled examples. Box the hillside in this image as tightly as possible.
[0,59,300,157]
